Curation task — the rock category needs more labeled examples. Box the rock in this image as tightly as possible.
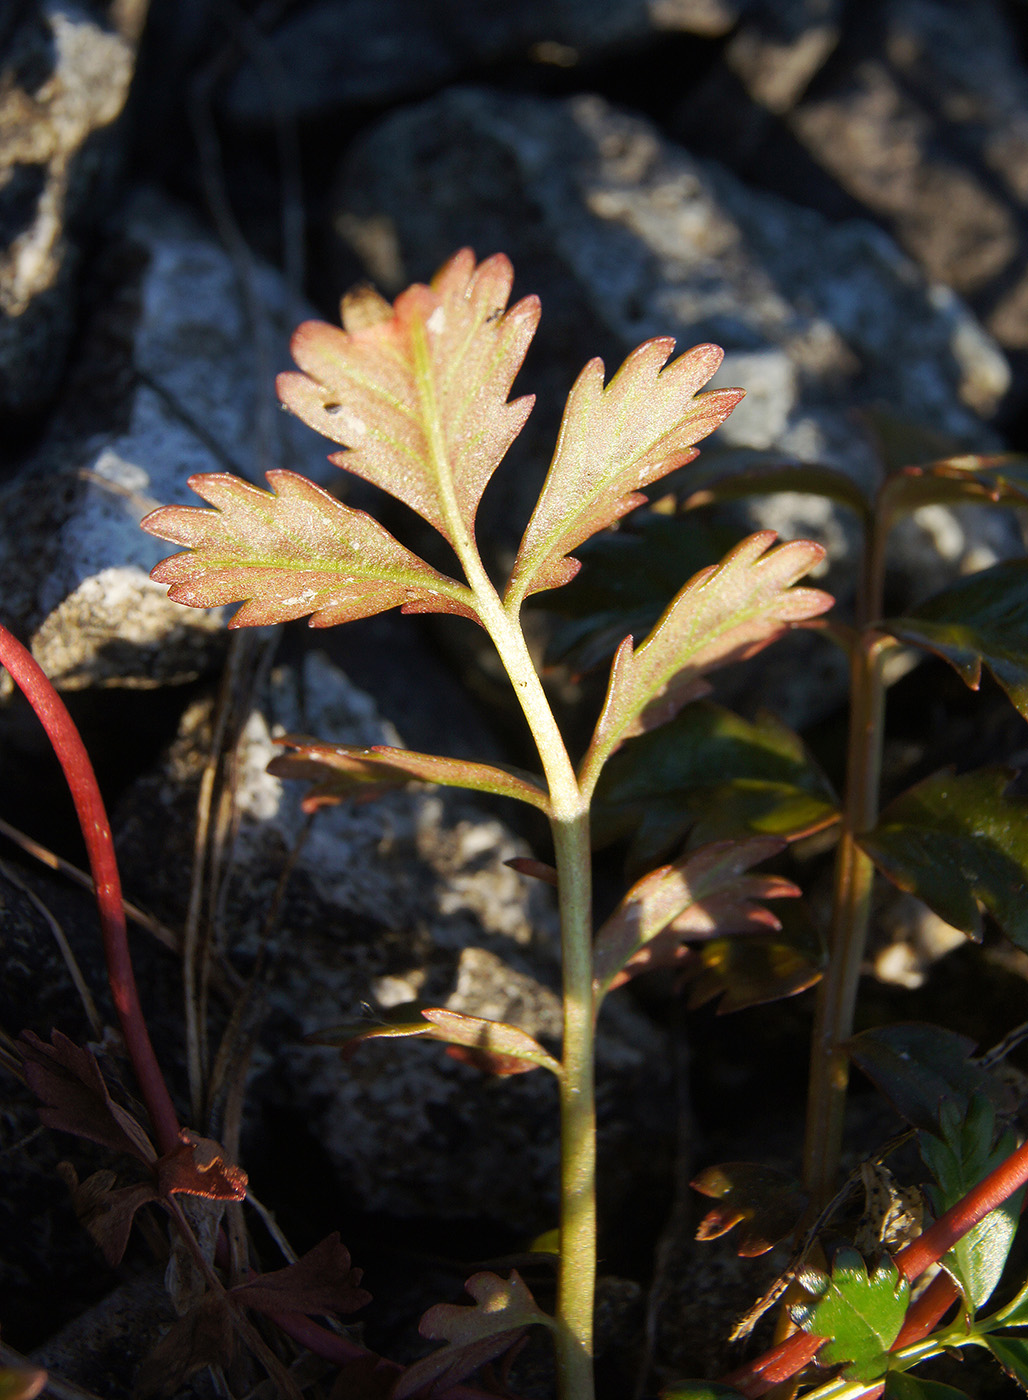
[330,86,1018,725]
[676,0,1028,363]
[0,188,329,695]
[0,1,146,418]
[113,647,670,1233]
[221,0,746,126]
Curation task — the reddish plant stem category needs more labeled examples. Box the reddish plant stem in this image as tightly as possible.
[0,623,180,1155]
[721,1135,1028,1397]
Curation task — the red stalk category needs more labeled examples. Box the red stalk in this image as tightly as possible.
[0,623,180,1154]
[719,1135,1028,1397]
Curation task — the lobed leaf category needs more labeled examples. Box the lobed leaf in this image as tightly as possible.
[156,1129,248,1202]
[394,1271,552,1400]
[793,1248,909,1383]
[985,1335,1028,1389]
[880,560,1028,720]
[143,470,476,628]
[592,837,798,997]
[594,700,839,869]
[309,1002,561,1076]
[846,1023,1008,1136]
[859,768,1028,947]
[677,899,825,1013]
[277,249,539,550]
[135,1296,235,1400]
[19,1029,156,1165]
[541,510,737,675]
[691,1162,808,1257]
[270,737,551,814]
[58,1163,158,1267]
[880,452,1028,518]
[230,1233,371,1318]
[580,531,833,792]
[506,341,742,605]
[919,1097,1024,1311]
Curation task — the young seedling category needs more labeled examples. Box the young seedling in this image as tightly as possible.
[141,249,833,1397]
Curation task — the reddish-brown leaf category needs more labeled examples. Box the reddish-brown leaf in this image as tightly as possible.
[579,531,832,792]
[277,249,539,549]
[57,1162,159,1267]
[143,470,476,628]
[309,1004,561,1076]
[693,1162,808,1257]
[19,1029,156,1164]
[506,340,742,605]
[230,1233,371,1318]
[135,1296,236,1400]
[0,1367,47,1400]
[270,737,550,813]
[592,837,798,997]
[394,1271,552,1400]
[156,1129,248,1202]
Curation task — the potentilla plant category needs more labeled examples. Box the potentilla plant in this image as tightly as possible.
[140,249,835,1397]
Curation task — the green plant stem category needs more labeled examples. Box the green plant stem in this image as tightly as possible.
[802,503,890,1208]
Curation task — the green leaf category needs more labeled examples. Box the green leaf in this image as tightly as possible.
[883,1371,971,1400]
[920,1097,1024,1310]
[506,340,742,606]
[393,1271,552,1400]
[541,510,736,674]
[308,1002,562,1077]
[678,898,825,1012]
[592,837,799,996]
[579,531,833,792]
[269,738,551,814]
[677,446,871,520]
[594,700,839,868]
[985,1334,1028,1389]
[793,1248,909,1383]
[880,560,1028,720]
[661,1384,745,1400]
[859,768,1028,947]
[846,1023,1004,1134]
[691,1161,808,1257]
[143,470,478,628]
[277,250,539,552]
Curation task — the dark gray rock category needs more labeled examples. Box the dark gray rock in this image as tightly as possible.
[0,1,146,418]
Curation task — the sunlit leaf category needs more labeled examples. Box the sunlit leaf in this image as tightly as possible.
[919,1097,1024,1311]
[985,1335,1028,1389]
[678,899,825,1013]
[393,1271,552,1400]
[156,1130,248,1203]
[267,743,410,810]
[143,471,477,628]
[691,1162,808,1257]
[270,737,551,814]
[594,700,839,868]
[859,769,1028,947]
[845,1023,1006,1134]
[308,1003,561,1076]
[579,532,832,793]
[278,249,539,550]
[19,1029,156,1165]
[793,1248,909,1383]
[506,341,742,605]
[883,1371,971,1400]
[0,1368,46,1400]
[678,447,870,520]
[541,511,735,674]
[880,454,1028,517]
[592,837,798,997]
[880,561,1028,720]
[230,1233,371,1317]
